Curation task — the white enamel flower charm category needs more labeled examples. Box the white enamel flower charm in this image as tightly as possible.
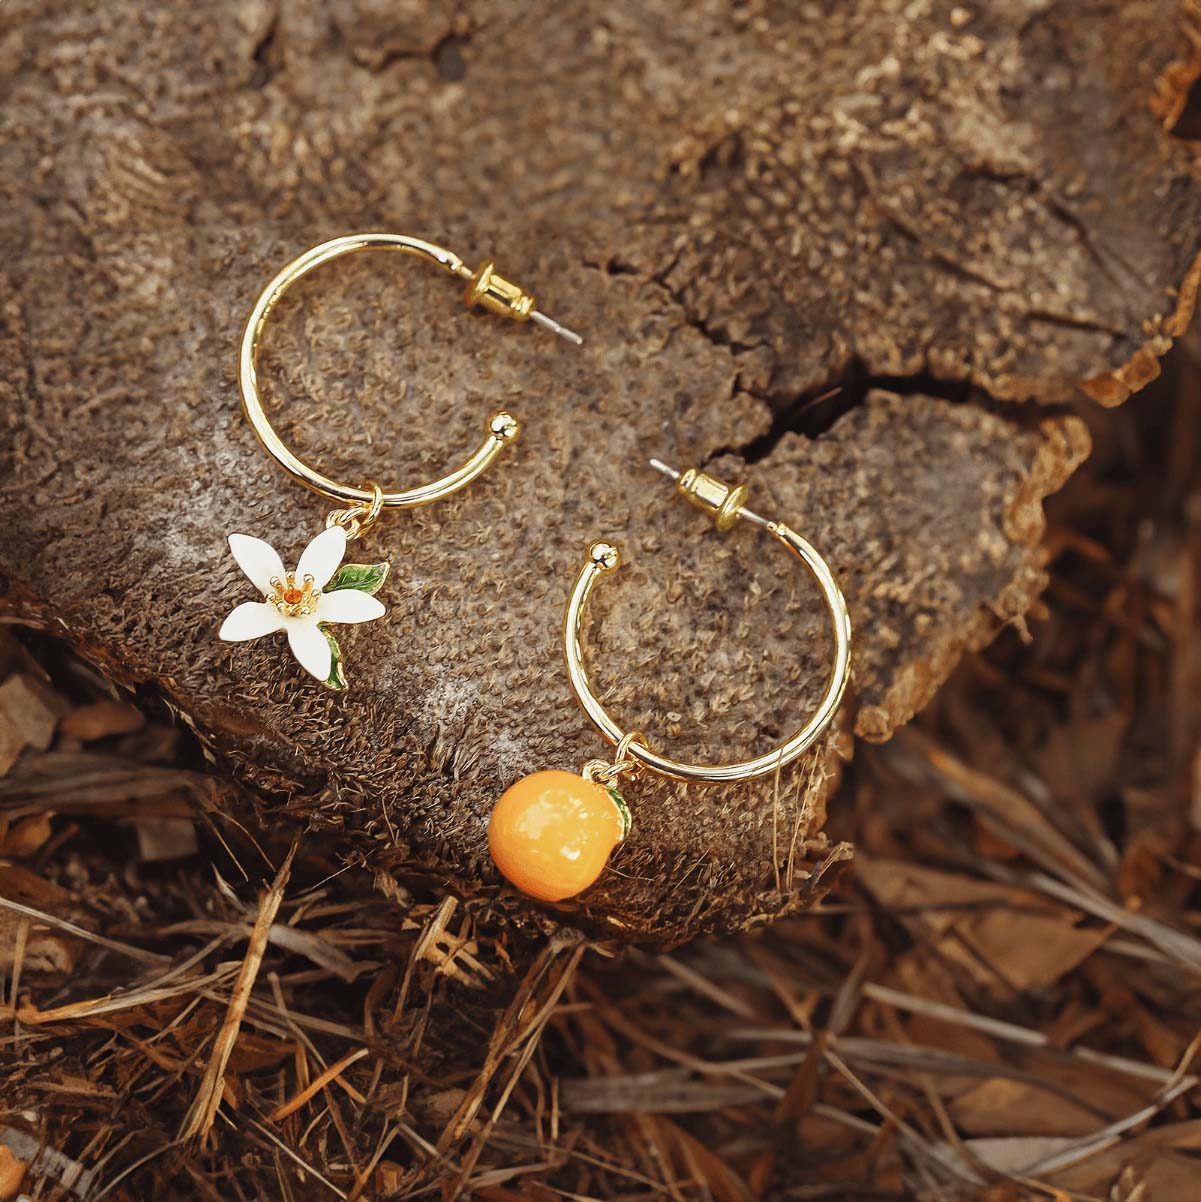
[218,525,388,690]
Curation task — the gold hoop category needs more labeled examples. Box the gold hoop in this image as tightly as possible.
[563,463,853,784]
[238,232,580,510]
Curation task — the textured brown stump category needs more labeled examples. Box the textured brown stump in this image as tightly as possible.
[2,1,1199,941]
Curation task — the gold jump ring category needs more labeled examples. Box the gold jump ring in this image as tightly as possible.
[325,480,385,541]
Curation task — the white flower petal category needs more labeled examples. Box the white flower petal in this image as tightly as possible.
[295,526,346,592]
[287,619,333,682]
[228,534,286,595]
[318,590,386,625]
[219,601,286,642]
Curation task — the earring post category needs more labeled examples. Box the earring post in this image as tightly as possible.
[648,457,771,528]
[736,504,771,529]
[531,310,583,346]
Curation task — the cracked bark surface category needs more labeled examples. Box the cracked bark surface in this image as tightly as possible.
[1,1,1198,941]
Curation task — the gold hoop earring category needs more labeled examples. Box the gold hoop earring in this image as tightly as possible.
[488,461,852,902]
[219,232,580,691]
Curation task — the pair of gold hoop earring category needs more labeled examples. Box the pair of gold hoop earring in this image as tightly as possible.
[218,233,852,902]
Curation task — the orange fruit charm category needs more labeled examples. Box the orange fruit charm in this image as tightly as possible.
[489,769,628,901]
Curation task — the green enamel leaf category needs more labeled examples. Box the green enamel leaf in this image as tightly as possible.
[322,628,347,691]
[325,562,390,596]
[607,785,632,841]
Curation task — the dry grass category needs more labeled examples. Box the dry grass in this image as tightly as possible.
[2,339,1200,1201]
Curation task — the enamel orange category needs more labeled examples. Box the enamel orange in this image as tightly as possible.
[489,770,624,901]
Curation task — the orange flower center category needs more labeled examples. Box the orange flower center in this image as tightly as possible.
[269,572,318,618]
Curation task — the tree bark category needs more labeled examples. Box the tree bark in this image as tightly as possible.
[1,0,1198,942]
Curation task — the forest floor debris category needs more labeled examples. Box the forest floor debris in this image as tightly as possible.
[2,340,1201,1199]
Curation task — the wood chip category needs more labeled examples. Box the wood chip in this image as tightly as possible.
[59,698,146,742]
[0,673,61,774]
[0,865,82,977]
[0,1145,25,1202]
